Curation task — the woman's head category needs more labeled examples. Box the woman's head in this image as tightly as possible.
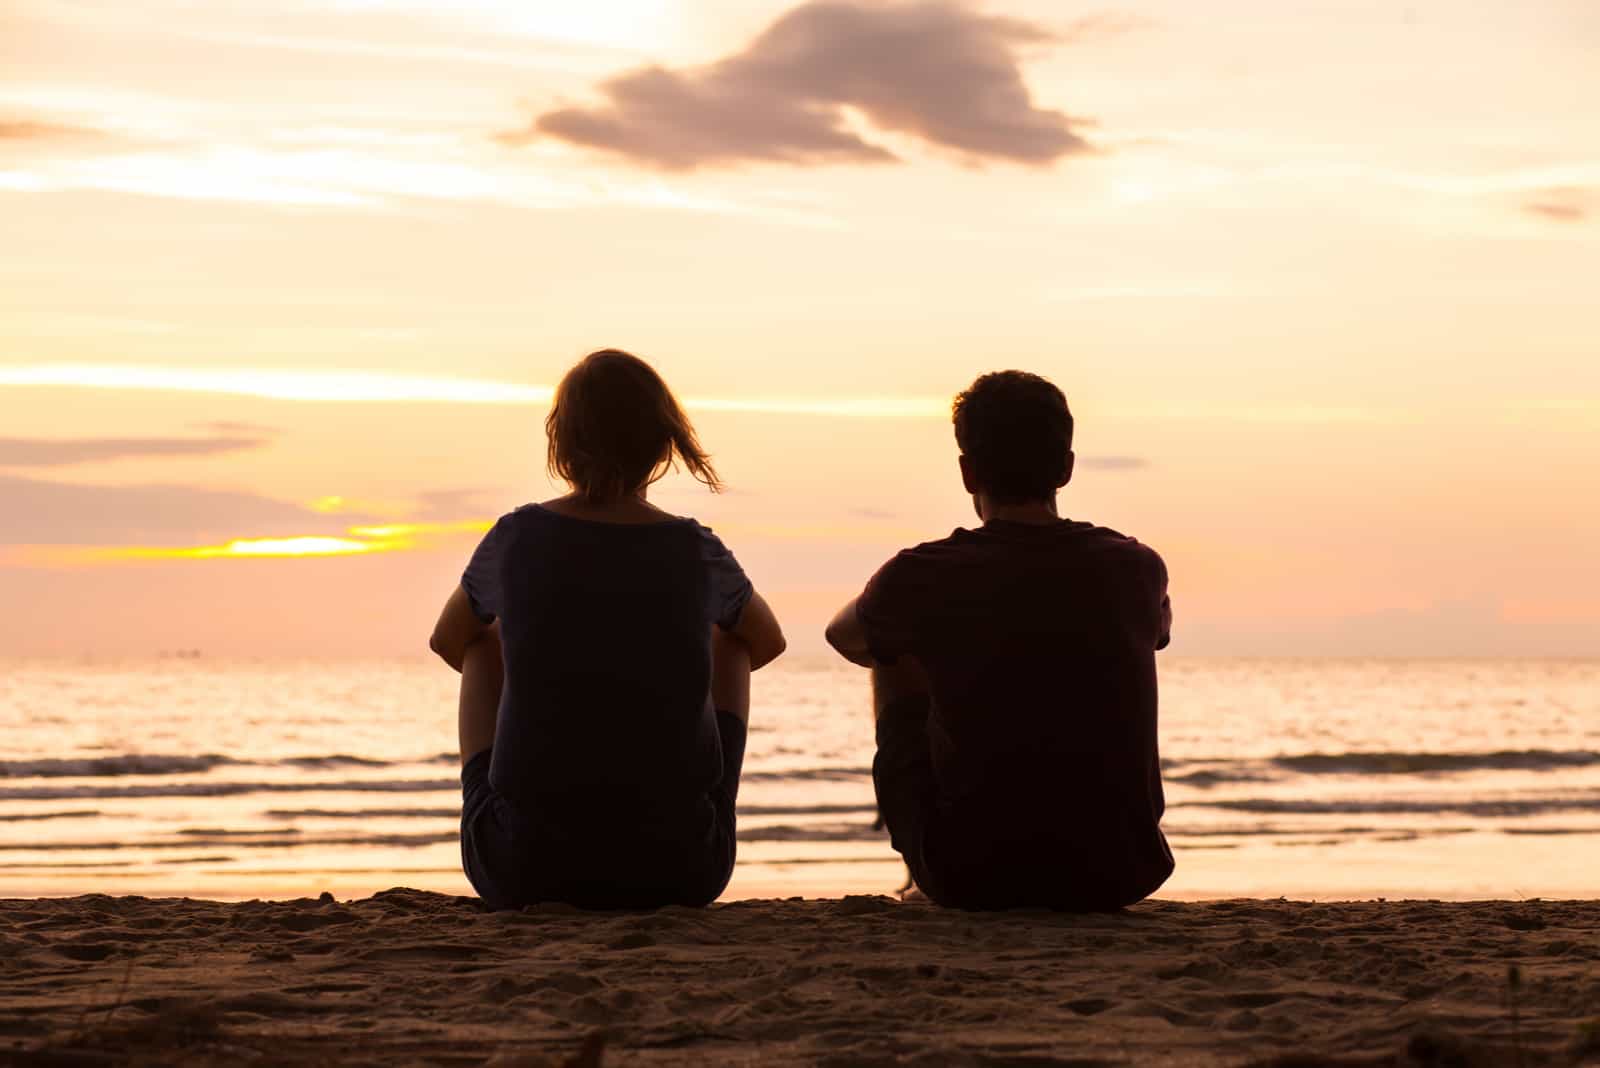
[545,349,721,500]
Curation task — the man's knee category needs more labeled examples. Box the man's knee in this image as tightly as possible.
[871,657,929,713]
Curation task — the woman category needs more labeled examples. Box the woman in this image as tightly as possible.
[430,349,786,909]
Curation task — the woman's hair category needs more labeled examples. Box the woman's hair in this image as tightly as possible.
[545,349,721,500]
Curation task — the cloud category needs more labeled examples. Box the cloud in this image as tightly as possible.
[1523,191,1588,222]
[506,0,1092,170]
[0,431,272,467]
[0,363,946,416]
[1057,11,1158,44]
[0,119,107,143]
[0,475,371,546]
[197,420,279,436]
[1078,455,1150,470]
[410,488,504,520]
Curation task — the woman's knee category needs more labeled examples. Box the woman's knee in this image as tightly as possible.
[710,627,752,721]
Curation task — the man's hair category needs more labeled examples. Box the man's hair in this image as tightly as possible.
[952,371,1074,505]
[546,349,721,500]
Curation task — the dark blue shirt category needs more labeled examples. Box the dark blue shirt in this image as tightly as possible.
[462,504,753,816]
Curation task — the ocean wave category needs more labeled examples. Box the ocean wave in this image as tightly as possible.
[0,779,460,802]
[1163,749,1600,787]
[9,746,1593,788]
[1188,796,1600,817]
[265,807,459,821]
[279,755,389,769]
[0,755,242,779]
[0,809,99,823]
[262,802,882,822]
[0,752,459,780]
[738,822,884,843]
[739,803,878,817]
[1271,749,1600,775]
[0,830,460,852]
[740,767,872,783]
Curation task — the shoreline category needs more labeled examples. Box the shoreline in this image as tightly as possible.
[3,891,1596,1066]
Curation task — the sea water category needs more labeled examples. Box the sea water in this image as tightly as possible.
[1,657,1597,901]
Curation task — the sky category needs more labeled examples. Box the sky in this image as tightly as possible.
[2,0,1597,658]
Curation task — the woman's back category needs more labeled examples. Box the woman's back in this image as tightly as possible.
[462,504,752,817]
[433,348,785,909]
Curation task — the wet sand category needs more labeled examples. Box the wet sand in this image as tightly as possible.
[1,891,1597,1066]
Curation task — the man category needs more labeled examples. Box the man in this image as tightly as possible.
[825,370,1173,910]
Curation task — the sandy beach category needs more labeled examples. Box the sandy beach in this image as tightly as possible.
[1,892,1595,1066]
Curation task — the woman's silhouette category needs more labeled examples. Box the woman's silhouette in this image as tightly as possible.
[430,349,785,908]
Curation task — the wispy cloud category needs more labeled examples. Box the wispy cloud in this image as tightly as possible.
[1523,188,1590,223]
[0,119,108,143]
[1039,282,1237,302]
[0,431,272,467]
[506,0,1092,170]
[1079,455,1150,470]
[0,142,839,223]
[0,475,363,546]
[1056,11,1158,43]
[0,364,552,405]
[0,364,947,417]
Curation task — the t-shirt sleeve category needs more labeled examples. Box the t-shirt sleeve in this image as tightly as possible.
[699,526,754,630]
[460,516,509,624]
[855,552,926,664]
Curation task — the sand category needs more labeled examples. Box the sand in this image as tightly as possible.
[0,892,1596,1067]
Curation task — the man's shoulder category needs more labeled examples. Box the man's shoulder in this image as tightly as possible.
[881,527,986,566]
[1080,524,1168,581]
[879,522,1166,579]
[1079,521,1160,552]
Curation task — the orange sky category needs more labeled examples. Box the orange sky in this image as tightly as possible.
[2,1,1597,657]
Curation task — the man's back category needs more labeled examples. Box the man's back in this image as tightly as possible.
[857,518,1173,908]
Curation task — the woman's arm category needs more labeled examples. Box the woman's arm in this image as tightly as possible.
[429,584,491,672]
[724,590,786,670]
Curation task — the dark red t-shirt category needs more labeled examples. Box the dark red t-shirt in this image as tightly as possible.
[857,518,1173,903]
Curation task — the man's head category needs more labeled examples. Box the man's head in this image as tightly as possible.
[952,371,1075,514]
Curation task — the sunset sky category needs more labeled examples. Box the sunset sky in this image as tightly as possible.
[2,0,1597,657]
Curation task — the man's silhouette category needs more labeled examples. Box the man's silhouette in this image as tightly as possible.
[826,371,1173,910]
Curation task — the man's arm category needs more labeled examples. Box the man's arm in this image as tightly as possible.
[1157,592,1172,651]
[824,597,875,668]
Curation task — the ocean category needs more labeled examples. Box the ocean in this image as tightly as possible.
[2,657,1597,902]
